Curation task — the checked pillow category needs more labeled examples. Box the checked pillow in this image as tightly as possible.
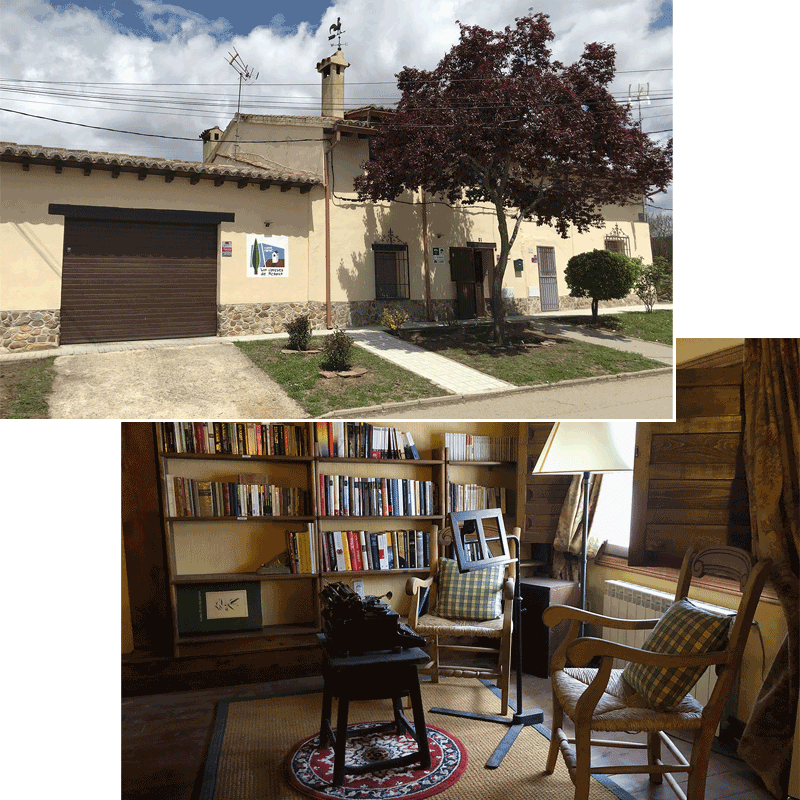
[622,597,734,712]
[436,557,505,621]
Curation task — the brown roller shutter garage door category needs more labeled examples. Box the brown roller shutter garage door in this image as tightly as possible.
[59,216,219,345]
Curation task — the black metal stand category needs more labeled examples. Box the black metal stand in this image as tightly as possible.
[429,534,544,768]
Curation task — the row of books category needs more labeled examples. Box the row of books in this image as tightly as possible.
[318,474,436,517]
[286,525,317,573]
[447,483,509,513]
[321,530,431,572]
[166,476,311,518]
[315,422,421,459]
[444,433,517,462]
[161,422,310,457]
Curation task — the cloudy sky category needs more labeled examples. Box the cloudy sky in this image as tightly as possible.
[2,0,673,211]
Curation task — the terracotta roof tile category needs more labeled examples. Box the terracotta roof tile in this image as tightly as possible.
[0,142,321,186]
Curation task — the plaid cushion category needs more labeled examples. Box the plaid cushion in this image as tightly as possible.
[622,597,734,712]
[436,558,505,621]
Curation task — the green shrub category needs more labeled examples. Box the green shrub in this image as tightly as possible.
[653,256,672,301]
[286,313,312,351]
[321,327,354,371]
[380,306,410,332]
[564,249,639,320]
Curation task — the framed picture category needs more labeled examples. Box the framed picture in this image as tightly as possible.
[176,582,262,635]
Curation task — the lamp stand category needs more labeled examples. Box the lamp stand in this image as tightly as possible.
[429,534,544,769]
[579,470,590,638]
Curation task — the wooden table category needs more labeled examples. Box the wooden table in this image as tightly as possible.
[319,638,431,785]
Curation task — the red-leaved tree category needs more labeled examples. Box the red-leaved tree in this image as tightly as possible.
[354,13,673,343]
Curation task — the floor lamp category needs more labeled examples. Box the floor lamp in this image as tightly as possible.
[428,508,544,769]
[531,422,635,636]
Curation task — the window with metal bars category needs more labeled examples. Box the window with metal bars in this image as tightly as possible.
[372,233,410,299]
[604,224,631,257]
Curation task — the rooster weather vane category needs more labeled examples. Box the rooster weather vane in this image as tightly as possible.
[328,17,345,48]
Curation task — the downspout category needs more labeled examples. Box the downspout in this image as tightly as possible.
[324,129,341,329]
[421,187,432,320]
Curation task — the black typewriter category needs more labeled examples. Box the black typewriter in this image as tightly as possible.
[320,582,426,655]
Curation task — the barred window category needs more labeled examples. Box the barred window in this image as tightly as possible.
[372,230,410,299]
[604,224,631,257]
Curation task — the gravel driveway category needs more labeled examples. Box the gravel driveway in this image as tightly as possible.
[46,341,307,419]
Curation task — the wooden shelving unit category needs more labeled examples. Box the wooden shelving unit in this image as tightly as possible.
[152,422,543,659]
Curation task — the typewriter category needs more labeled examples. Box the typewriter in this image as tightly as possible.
[320,581,426,655]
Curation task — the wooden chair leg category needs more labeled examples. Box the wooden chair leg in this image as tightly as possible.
[573,724,591,800]
[687,727,714,800]
[498,661,509,716]
[545,690,563,774]
[430,635,439,683]
[648,731,663,784]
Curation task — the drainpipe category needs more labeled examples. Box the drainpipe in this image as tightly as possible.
[324,129,341,329]
[421,187,432,320]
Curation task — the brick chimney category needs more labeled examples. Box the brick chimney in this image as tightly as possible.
[316,49,350,118]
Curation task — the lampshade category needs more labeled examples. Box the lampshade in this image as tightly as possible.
[532,422,635,475]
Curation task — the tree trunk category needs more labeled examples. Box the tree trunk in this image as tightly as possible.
[591,298,599,321]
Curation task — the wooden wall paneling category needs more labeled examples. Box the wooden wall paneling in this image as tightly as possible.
[630,366,749,567]
[121,422,172,653]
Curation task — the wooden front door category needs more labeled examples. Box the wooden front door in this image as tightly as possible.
[536,246,559,312]
[450,247,476,319]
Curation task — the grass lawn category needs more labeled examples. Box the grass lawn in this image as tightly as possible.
[0,357,56,418]
[545,309,672,344]
[428,337,663,386]
[236,340,445,417]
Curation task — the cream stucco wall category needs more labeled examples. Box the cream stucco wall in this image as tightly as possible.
[0,160,319,311]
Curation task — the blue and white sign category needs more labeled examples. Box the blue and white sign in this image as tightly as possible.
[246,234,289,277]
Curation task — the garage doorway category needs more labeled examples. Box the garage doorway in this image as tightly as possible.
[57,212,222,345]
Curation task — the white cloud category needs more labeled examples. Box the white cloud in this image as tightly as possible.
[1,0,672,209]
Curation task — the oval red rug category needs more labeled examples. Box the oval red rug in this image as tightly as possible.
[286,722,468,799]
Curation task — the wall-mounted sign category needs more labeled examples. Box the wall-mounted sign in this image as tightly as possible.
[513,258,523,271]
[221,241,233,257]
[246,234,289,277]
[432,246,445,264]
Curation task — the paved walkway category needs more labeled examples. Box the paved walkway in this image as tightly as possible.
[348,330,513,395]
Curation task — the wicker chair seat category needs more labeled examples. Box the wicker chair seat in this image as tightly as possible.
[413,612,504,639]
[553,667,704,732]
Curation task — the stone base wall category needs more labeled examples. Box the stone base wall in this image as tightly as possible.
[217,299,459,335]
[1,310,60,353]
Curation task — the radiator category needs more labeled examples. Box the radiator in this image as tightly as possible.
[601,580,731,709]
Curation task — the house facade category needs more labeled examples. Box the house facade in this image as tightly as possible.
[1,48,652,353]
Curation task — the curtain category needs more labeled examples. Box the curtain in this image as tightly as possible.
[738,339,799,799]
[551,473,603,583]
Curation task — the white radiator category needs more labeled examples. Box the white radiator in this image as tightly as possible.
[601,580,730,709]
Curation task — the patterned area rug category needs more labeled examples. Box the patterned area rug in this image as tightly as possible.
[199,677,636,800]
[287,722,467,799]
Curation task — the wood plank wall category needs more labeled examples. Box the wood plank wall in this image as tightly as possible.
[630,360,750,568]
[518,422,572,545]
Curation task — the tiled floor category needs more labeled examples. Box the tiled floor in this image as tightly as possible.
[121,670,773,800]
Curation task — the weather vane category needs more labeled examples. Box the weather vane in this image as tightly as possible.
[328,17,346,48]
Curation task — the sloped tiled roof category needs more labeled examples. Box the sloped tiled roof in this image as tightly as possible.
[0,142,321,189]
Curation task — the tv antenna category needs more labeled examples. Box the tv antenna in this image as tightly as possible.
[628,82,650,130]
[328,17,346,48]
[227,48,259,157]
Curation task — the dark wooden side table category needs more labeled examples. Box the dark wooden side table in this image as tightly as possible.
[318,637,431,785]
[518,577,580,677]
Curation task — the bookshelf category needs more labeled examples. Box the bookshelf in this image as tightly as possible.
[150,421,537,658]
[157,422,320,658]
[314,423,446,591]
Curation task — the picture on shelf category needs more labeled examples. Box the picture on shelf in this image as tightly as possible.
[176,582,263,635]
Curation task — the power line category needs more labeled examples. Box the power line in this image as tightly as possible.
[0,68,672,87]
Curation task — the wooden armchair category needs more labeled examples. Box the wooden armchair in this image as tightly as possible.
[405,517,517,716]
[542,546,771,800]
